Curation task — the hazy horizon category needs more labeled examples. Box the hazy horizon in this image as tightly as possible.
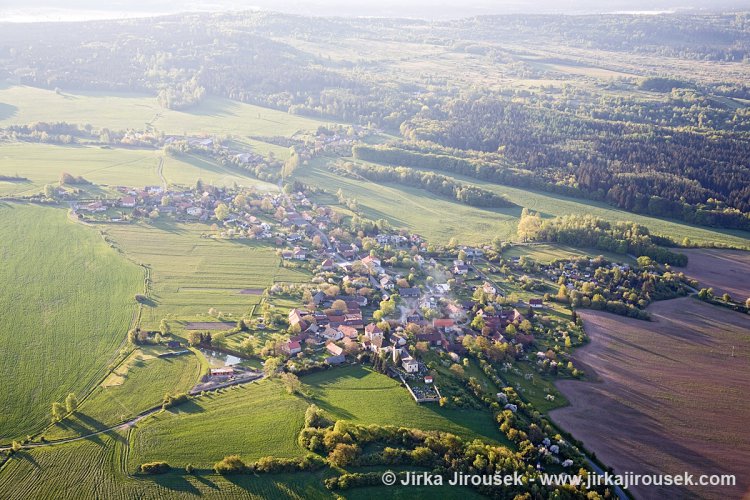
[1,0,749,22]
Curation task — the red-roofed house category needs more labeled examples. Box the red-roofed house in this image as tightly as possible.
[282,340,302,355]
[337,325,358,339]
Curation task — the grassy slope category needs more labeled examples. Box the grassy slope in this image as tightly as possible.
[298,158,750,248]
[131,366,505,469]
[303,365,504,443]
[45,348,203,441]
[129,379,310,469]
[0,143,277,197]
[0,430,337,500]
[0,203,141,441]
[0,429,482,499]
[0,85,332,137]
[103,221,309,326]
[298,160,520,246]
[502,243,637,265]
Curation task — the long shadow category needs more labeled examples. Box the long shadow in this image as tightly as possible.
[193,473,219,490]
[166,399,205,415]
[307,396,356,421]
[14,450,40,469]
[0,102,18,121]
[52,417,103,446]
[152,474,201,495]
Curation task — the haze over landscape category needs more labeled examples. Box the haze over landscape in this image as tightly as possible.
[3,0,750,21]
[0,1,748,499]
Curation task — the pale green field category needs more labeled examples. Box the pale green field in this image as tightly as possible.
[0,429,338,499]
[131,365,505,470]
[129,379,309,469]
[0,85,334,137]
[0,428,479,499]
[0,143,277,196]
[297,160,521,246]
[103,221,310,327]
[303,157,750,248]
[45,348,203,441]
[502,244,637,265]
[0,203,141,441]
[303,365,504,443]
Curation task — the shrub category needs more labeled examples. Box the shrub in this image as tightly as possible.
[140,461,171,474]
[304,404,332,428]
[162,393,190,410]
[214,455,247,474]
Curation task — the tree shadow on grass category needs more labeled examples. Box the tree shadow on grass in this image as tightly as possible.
[13,450,40,469]
[0,102,18,121]
[193,473,219,490]
[166,399,205,415]
[307,396,355,421]
[151,473,202,495]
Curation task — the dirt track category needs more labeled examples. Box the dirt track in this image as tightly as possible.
[681,248,750,301]
[550,298,750,500]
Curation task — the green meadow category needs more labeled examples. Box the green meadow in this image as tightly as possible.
[45,348,204,441]
[0,143,277,197]
[103,221,309,327]
[298,158,750,248]
[501,243,638,265]
[303,365,505,443]
[0,429,336,499]
[130,365,505,470]
[0,428,481,499]
[129,379,310,469]
[0,85,334,137]
[0,203,141,441]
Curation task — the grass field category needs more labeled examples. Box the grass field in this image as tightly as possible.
[129,379,310,469]
[131,365,506,470]
[45,348,203,441]
[0,85,334,137]
[298,159,521,246]
[502,244,637,265]
[551,298,750,499]
[0,203,141,441]
[0,429,338,499]
[0,428,482,499]
[0,143,277,197]
[303,365,505,443]
[103,220,310,327]
[306,157,750,248]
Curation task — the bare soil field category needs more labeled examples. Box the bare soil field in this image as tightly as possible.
[550,298,750,500]
[681,249,750,301]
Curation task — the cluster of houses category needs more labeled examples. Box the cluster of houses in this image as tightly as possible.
[274,229,548,380]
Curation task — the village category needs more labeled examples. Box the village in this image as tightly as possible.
[102,179,598,411]
[51,171,697,416]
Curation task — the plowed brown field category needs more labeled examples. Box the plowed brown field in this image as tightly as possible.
[551,298,750,500]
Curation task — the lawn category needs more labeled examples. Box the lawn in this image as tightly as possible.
[44,348,203,441]
[502,243,637,265]
[0,85,334,137]
[129,365,508,471]
[0,143,276,197]
[303,365,505,444]
[0,203,141,441]
[0,429,338,499]
[305,157,750,249]
[103,220,310,327]
[297,159,521,246]
[129,379,310,469]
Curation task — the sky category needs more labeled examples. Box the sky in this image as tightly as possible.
[0,0,747,21]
